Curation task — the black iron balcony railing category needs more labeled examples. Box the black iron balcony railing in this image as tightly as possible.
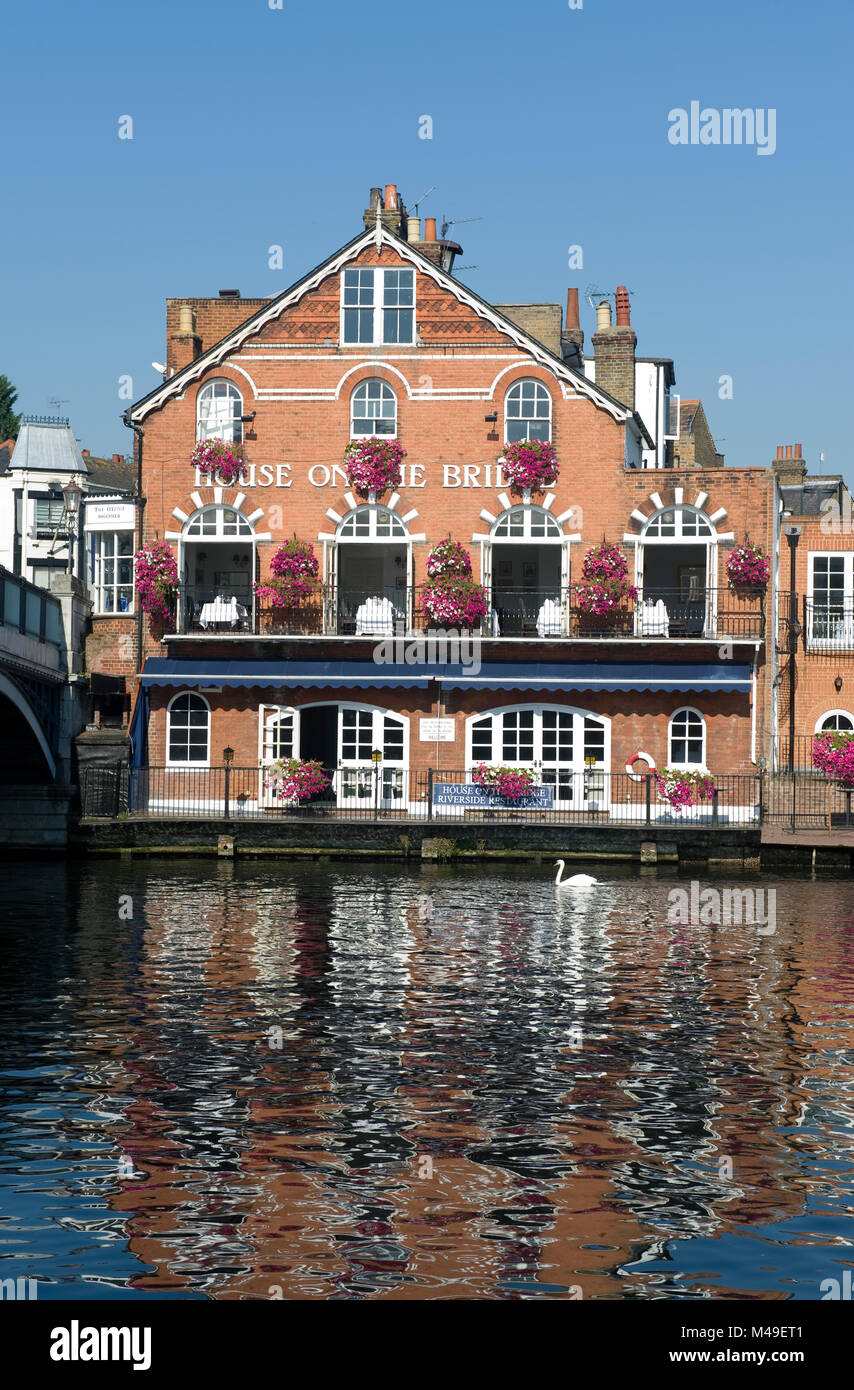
[182,586,254,633]
[176,584,765,640]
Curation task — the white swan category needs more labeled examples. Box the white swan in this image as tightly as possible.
[554,860,597,888]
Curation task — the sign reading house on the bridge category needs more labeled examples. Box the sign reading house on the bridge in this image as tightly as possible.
[432,783,554,811]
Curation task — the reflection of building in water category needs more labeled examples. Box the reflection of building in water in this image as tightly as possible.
[70,868,854,1299]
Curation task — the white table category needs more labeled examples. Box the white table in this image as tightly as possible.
[198,597,248,629]
[638,598,669,636]
[536,598,562,636]
[355,597,396,636]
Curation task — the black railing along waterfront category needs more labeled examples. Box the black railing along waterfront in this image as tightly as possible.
[179,584,765,641]
[80,765,762,827]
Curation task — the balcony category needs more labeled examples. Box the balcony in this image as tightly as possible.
[175,584,764,641]
[803,599,854,653]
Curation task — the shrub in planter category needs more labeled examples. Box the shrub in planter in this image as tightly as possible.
[192,437,246,485]
[575,542,637,614]
[472,763,537,800]
[426,538,473,578]
[653,768,716,810]
[812,731,854,786]
[499,439,559,492]
[263,758,330,805]
[134,541,178,628]
[726,542,770,590]
[422,575,488,628]
[343,437,406,496]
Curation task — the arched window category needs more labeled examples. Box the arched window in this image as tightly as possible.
[669,707,705,767]
[504,379,552,443]
[351,379,397,437]
[337,506,408,540]
[492,506,563,541]
[816,711,854,734]
[184,506,253,538]
[643,506,714,539]
[167,692,210,765]
[196,380,243,444]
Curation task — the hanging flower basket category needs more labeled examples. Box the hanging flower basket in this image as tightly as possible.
[812,732,854,786]
[255,539,319,607]
[575,542,637,615]
[499,439,559,492]
[726,543,769,591]
[472,764,537,801]
[192,437,246,485]
[653,768,716,811]
[422,575,488,628]
[426,538,473,578]
[263,758,330,805]
[134,541,178,628]
[343,437,406,496]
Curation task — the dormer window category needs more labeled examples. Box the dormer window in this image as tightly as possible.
[341,269,415,345]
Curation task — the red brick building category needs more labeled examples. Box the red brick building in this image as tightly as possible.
[94,183,783,816]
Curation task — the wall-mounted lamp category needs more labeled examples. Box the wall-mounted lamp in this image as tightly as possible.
[484,412,498,423]
[835,674,843,694]
[240,412,256,424]
[223,746,234,765]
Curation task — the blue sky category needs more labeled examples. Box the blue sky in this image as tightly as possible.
[1,0,851,478]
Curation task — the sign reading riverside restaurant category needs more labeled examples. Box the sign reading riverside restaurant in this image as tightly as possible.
[432,783,554,811]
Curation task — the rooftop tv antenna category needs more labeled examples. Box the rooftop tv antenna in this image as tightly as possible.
[49,397,68,418]
[584,286,612,311]
[410,186,435,215]
[441,215,483,239]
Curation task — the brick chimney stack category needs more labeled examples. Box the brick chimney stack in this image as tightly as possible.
[772,442,807,484]
[169,302,202,373]
[362,184,406,237]
[592,286,636,408]
[561,288,584,362]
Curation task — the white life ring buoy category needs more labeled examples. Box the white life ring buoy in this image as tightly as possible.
[626,750,655,781]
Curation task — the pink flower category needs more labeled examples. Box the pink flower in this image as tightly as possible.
[813,733,854,786]
[134,541,178,627]
[344,438,406,496]
[653,769,716,810]
[575,543,637,614]
[726,544,769,589]
[472,763,537,801]
[263,758,330,804]
[500,440,559,491]
[422,576,488,627]
[192,437,246,485]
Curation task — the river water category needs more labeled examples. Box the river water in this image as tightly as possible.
[0,858,852,1301]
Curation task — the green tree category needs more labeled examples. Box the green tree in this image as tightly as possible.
[0,375,21,441]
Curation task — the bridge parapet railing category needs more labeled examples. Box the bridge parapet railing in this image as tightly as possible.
[0,566,64,649]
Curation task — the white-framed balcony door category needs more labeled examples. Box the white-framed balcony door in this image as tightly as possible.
[337,704,408,811]
[258,705,299,809]
[472,706,608,812]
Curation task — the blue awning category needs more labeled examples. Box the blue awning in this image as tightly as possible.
[441,662,752,693]
[138,659,432,689]
[138,658,751,694]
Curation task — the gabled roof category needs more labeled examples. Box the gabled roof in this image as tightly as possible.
[9,421,90,476]
[127,224,642,432]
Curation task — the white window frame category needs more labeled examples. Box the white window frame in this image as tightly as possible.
[465,703,609,771]
[641,505,714,540]
[340,268,416,346]
[183,505,254,539]
[490,506,564,543]
[814,710,854,735]
[336,505,409,541]
[668,706,707,770]
[87,529,135,615]
[350,379,398,438]
[807,552,854,648]
[196,379,244,444]
[504,379,552,444]
[166,692,211,768]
